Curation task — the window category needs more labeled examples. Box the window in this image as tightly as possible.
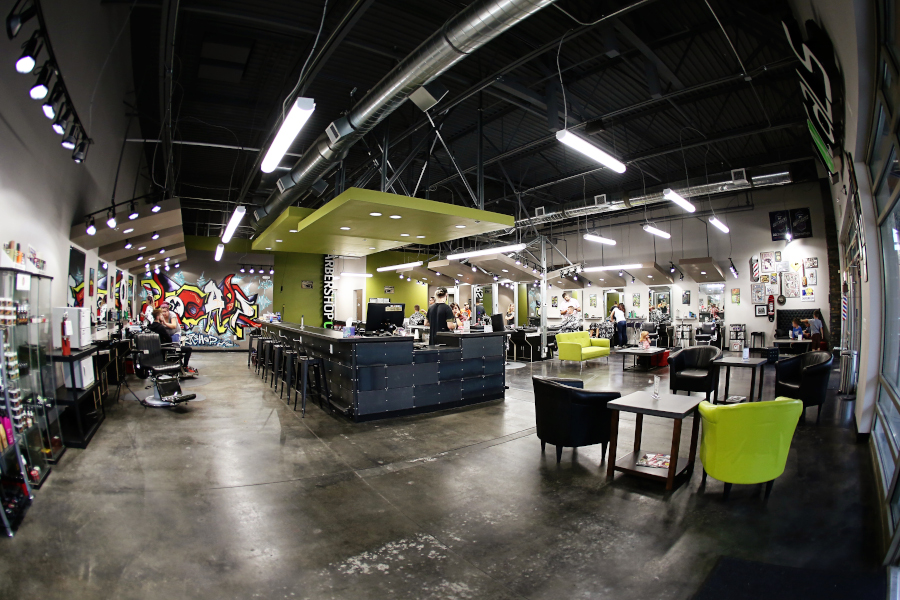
[880,203,900,386]
[876,145,900,214]
[871,103,894,183]
[874,413,896,490]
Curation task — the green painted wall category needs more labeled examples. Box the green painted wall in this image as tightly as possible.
[366,251,429,313]
[518,284,529,323]
[273,253,325,326]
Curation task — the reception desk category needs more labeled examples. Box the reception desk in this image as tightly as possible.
[259,323,506,421]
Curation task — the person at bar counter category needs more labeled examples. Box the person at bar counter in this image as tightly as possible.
[450,303,467,328]
[463,302,472,319]
[425,287,454,345]
[408,304,425,326]
[505,303,515,327]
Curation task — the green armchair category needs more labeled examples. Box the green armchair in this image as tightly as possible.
[556,331,610,370]
[698,397,803,499]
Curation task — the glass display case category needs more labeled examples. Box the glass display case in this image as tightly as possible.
[0,266,63,481]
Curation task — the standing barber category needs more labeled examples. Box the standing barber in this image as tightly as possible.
[425,287,454,346]
[610,302,627,348]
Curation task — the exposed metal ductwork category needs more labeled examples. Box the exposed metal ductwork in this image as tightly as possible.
[251,0,558,232]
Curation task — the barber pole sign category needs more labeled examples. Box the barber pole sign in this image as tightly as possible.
[841,294,848,321]
[749,255,760,282]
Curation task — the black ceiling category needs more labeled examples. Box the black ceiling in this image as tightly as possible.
[115,0,812,239]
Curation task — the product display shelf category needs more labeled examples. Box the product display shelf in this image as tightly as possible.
[0,265,60,474]
[729,324,747,351]
[50,346,103,449]
[0,328,35,537]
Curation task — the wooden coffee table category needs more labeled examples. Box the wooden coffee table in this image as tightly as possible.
[616,347,667,371]
[606,391,702,491]
[712,357,768,402]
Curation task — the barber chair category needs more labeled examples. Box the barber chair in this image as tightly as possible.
[695,322,717,346]
[133,333,198,407]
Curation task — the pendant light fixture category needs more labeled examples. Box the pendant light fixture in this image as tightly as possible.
[709,216,729,233]
[642,223,671,239]
[261,97,315,173]
[556,130,626,173]
[221,205,246,243]
[663,188,696,213]
[583,233,616,246]
[447,243,526,260]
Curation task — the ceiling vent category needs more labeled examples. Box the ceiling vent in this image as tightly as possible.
[593,194,607,206]
[326,117,354,145]
[731,168,748,185]
[535,206,546,217]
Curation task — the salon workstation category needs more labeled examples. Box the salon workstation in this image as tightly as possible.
[6,0,893,597]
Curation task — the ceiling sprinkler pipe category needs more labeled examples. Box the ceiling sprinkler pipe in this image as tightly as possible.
[252,0,558,231]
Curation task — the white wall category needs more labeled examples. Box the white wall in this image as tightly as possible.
[333,257,367,323]
[544,182,833,341]
[0,2,138,309]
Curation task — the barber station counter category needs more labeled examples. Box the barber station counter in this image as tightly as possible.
[259,323,506,421]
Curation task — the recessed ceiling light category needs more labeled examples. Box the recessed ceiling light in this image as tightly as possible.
[457,273,463,277]
[159,249,165,254]
[389,215,401,219]
[369,247,376,250]
[455,225,466,228]
[417,235,425,239]
[123,228,134,234]
[400,233,409,237]
[648,275,653,278]
[137,256,144,261]
[370,212,382,217]
[600,278,605,281]
[266,247,272,250]
[289,229,298,233]
[502,269,508,272]
[340,226,351,230]
[274,239,282,243]
[701,271,706,275]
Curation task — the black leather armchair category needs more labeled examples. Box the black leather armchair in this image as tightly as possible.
[667,346,722,401]
[774,351,834,423]
[532,376,620,463]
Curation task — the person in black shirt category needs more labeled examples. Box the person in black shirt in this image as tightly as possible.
[425,287,454,345]
[148,308,193,369]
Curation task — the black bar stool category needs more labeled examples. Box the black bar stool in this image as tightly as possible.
[270,337,287,388]
[292,349,330,417]
[280,339,299,402]
[258,338,275,379]
[248,329,262,368]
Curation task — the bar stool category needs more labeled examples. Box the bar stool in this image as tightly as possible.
[279,340,299,402]
[292,352,330,417]
[248,329,262,368]
[270,341,285,388]
[258,338,275,379]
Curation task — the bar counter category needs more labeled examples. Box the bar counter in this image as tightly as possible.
[259,323,506,421]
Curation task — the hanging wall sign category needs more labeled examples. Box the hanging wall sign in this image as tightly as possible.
[769,210,791,241]
[790,207,813,239]
[323,255,335,325]
[782,18,844,174]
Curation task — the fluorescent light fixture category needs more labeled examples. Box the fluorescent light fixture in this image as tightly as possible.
[447,243,526,260]
[643,224,671,239]
[261,97,315,173]
[340,226,350,230]
[377,261,423,272]
[709,216,729,233]
[389,215,401,219]
[340,272,372,277]
[556,130,626,173]
[583,233,616,246]
[214,243,224,261]
[663,188,696,213]
[583,264,642,272]
[221,205,246,243]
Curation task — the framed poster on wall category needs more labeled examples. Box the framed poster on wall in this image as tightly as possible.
[769,210,791,241]
[790,208,813,239]
[67,246,85,307]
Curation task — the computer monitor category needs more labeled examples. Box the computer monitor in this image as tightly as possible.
[365,302,405,333]
[491,313,505,332]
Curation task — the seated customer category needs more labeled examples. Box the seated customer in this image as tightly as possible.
[638,330,651,349]
[408,305,425,326]
[557,306,582,334]
[148,308,193,369]
[791,318,804,339]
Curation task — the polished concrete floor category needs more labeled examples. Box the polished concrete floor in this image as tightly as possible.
[0,352,882,599]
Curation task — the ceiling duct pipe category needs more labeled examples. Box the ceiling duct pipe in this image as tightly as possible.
[252,0,558,231]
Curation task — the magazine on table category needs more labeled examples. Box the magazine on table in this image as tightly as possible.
[637,453,670,469]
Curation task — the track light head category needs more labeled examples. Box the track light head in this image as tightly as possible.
[249,267,255,273]
[124,239,132,250]
[85,217,96,236]
[61,123,78,149]
[6,2,36,39]
[151,231,159,240]
[269,268,274,275]
[14,30,40,72]
[174,263,179,268]
[51,105,69,134]
[618,270,623,277]
[128,201,139,220]
[72,138,88,163]
[240,267,245,273]
[471,265,477,272]
[29,61,53,99]
[41,81,62,118]
[106,209,116,229]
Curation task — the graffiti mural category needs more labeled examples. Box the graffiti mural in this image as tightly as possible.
[114,269,124,311]
[140,270,265,346]
[67,247,85,307]
[97,261,108,314]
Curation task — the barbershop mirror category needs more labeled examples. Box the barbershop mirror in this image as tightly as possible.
[649,286,671,315]
[699,283,726,317]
